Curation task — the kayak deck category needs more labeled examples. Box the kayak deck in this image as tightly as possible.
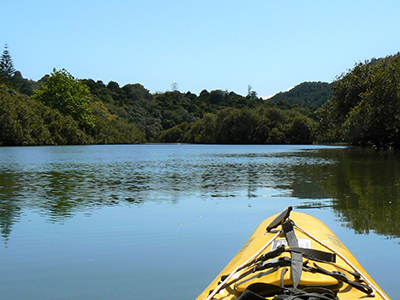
[196,208,390,300]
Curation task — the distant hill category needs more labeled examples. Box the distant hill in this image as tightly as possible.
[268,81,332,108]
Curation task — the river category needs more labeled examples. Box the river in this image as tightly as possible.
[0,144,398,299]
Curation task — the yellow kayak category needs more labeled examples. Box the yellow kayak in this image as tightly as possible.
[196,207,390,300]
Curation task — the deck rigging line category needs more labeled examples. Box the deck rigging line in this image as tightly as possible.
[293,223,390,300]
[205,230,282,300]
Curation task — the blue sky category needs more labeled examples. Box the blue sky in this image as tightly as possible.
[2,1,400,98]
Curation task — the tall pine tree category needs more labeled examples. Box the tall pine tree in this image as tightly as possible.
[0,44,16,86]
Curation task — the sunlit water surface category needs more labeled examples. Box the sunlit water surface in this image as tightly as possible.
[0,144,398,299]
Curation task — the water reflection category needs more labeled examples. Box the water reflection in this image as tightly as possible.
[0,145,399,241]
[317,148,400,237]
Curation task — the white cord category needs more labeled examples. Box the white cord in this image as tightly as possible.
[205,230,281,300]
[294,223,390,300]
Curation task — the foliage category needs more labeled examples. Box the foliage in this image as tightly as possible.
[268,82,331,108]
[81,79,265,142]
[183,113,217,144]
[81,79,162,139]
[317,54,400,149]
[0,86,146,145]
[155,106,316,144]
[33,69,95,130]
[13,43,400,148]
[0,44,15,87]
[90,101,146,144]
[0,86,91,145]
[286,115,316,144]
[0,45,38,95]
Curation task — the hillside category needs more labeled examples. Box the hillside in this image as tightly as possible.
[267,81,332,108]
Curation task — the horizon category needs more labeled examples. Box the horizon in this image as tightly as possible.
[2,1,400,98]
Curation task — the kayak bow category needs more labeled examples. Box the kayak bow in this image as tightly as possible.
[196,207,390,300]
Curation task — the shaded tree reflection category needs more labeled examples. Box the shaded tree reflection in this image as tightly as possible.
[318,148,400,237]
[290,148,400,237]
[0,146,399,241]
[0,172,22,243]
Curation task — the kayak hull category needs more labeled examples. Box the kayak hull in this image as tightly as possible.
[196,211,389,300]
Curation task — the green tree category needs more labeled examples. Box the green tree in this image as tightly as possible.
[214,107,263,144]
[182,113,217,143]
[90,101,146,144]
[33,69,95,130]
[0,44,16,87]
[268,81,331,108]
[247,85,258,99]
[317,54,400,149]
[0,86,91,146]
[287,116,315,144]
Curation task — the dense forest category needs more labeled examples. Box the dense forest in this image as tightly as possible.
[317,55,400,149]
[1,43,400,149]
[268,81,331,112]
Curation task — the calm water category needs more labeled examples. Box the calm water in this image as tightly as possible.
[0,144,398,299]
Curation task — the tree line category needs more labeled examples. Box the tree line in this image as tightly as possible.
[317,54,400,149]
[155,107,315,144]
[1,43,400,149]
